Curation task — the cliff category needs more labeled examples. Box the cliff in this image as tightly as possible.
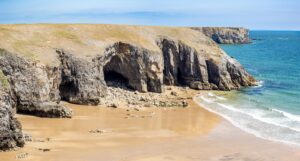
[191,27,251,44]
[0,24,256,150]
[0,71,24,151]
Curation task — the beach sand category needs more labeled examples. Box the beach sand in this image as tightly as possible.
[1,95,300,161]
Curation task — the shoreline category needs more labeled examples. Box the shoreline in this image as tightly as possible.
[196,90,300,148]
[1,88,300,161]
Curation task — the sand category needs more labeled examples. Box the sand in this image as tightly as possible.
[1,98,300,161]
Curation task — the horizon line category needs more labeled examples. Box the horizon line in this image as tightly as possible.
[0,22,299,31]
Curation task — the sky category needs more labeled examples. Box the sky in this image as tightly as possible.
[0,0,299,30]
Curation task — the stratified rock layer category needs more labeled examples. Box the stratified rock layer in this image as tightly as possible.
[191,27,250,44]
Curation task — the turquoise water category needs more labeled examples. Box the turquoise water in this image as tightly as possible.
[197,31,300,146]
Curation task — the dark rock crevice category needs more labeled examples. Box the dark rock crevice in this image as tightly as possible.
[205,59,221,89]
[159,39,205,87]
[159,39,210,89]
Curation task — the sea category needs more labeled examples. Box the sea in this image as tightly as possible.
[196,31,300,146]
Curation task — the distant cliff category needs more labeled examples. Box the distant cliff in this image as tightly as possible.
[191,27,250,44]
[0,24,256,150]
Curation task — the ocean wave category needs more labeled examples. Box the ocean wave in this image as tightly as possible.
[208,92,227,100]
[253,80,264,88]
[272,109,300,122]
[195,93,300,147]
[203,95,300,132]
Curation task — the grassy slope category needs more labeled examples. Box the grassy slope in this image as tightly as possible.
[0,24,223,66]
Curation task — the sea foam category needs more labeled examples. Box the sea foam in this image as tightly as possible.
[196,92,300,147]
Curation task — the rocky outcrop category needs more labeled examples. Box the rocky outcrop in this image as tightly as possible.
[0,49,72,118]
[55,38,255,104]
[158,38,255,90]
[191,27,250,44]
[0,71,24,151]
[97,42,164,93]
[58,50,106,105]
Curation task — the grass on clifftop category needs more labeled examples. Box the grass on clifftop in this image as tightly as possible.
[0,24,222,65]
[54,30,82,44]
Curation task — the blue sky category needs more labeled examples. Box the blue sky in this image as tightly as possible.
[0,0,299,30]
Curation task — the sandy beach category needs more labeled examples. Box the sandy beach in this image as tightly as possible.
[0,0,299,160]
[1,90,300,161]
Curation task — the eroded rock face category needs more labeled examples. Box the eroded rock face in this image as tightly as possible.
[57,42,164,105]
[57,50,106,105]
[0,26,257,151]
[0,73,24,151]
[159,39,207,86]
[158,38,255,90]
[191,27,250,44]
[96,42,164,93]
[0,49,72,118]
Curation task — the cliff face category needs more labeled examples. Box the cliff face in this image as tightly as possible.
[191,27,250,44]
[58,50,106,105]
[158,38,254,90]
[99,42,164,93]
[0,24,256,150]
[0,71,24,151]
[0,50,72,118]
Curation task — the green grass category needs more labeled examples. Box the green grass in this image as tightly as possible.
[0,70,9,89]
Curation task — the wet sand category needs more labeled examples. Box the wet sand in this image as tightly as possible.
[1,99,300,161]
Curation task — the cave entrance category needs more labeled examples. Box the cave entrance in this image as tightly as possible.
[103,54,133,90]
[59,76,79,102]
[104,70,131,89]
[176,68,185,86]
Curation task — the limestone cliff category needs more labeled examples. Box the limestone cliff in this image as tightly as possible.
[0,71,24,151]
[0,24,256,150]
[191,27,250,44]
[0,49,72,118]
[158,38,254,90]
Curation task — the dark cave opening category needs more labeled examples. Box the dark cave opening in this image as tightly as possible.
[104,70,132,90]
[59,77,79,101]
[176,68,185,86]
[103,54,134,90]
